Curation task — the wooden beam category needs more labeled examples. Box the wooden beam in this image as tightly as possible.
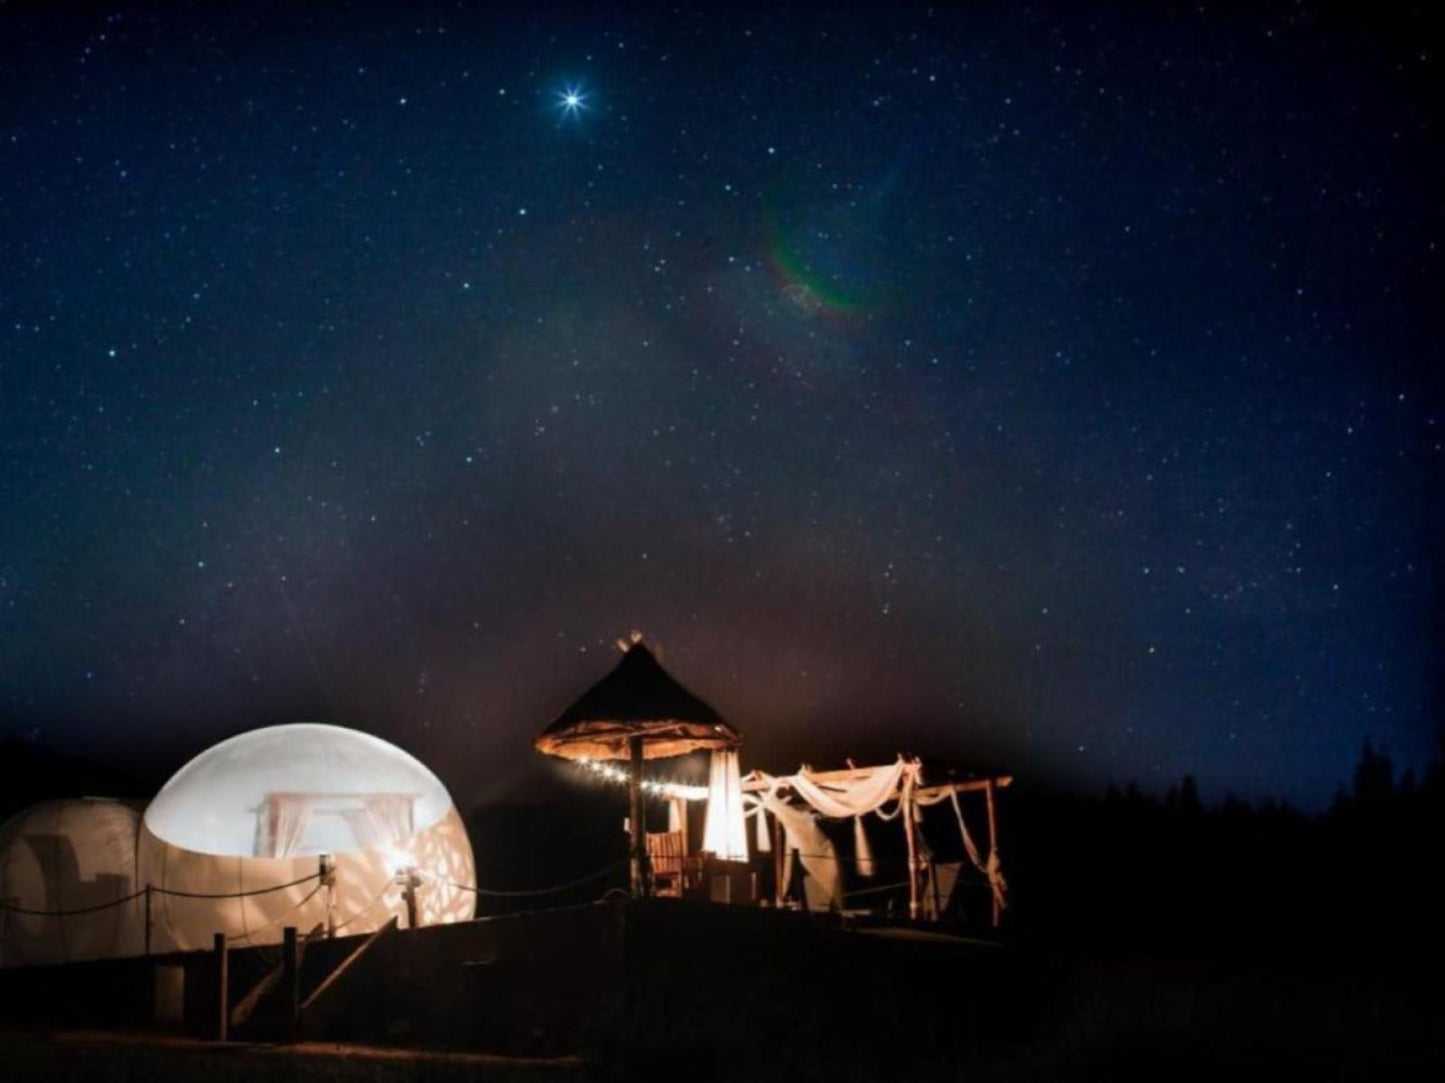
[771,812,783,906]
[915,776,1013,801]
[740,764,1012,795]
[230,959,281,1028]
[300,916,397,1014]
[628,736,649,897]
[901,773,920,920]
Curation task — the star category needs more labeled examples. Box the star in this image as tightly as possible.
[556,83,587,119]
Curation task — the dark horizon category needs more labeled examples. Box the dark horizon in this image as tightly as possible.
[2,2,1441,814]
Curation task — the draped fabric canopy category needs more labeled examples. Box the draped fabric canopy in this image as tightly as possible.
[922,787,1008,914]
[787,758,912,819]
[743,757,1007,916]
[743,758,919,901]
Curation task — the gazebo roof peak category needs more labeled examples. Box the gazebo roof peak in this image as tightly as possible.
[534,635,741,761]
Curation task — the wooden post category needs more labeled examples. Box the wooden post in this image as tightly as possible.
[902,771,920,920]
[771,812,784,907]
[401,869,419,930]
[143,885,153,956]
[628,736,649,897]
[985,779,1000,928]
[213,932,229,1042]
[281,926,299,1042]
[320,854,335,937]
[929,857,942,921]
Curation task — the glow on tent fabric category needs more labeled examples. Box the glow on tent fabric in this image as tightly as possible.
[0,798,145,967]
[140,722,475,950]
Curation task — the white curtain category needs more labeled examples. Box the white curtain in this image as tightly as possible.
[366,794,414,842]
[947,789,1007,913]
[342,794,414,849]
[262,795,314,858]
[667,798,684,834]
[702,748,749,861]
[788,758,909,819]
[922,861,963,920]
[853,816,874,877]
[758,789,842,911]
[912,785,1007,913]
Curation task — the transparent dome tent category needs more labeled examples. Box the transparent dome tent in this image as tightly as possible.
[140,723,475,951]
[0,798,145,967]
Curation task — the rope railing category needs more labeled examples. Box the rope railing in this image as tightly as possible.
[222,880,326,945]
[151,872,322,900]
[417,858,627,899]
[843,879,912,899]
[0,872,325,918]
[0,888,148,917]
[329,878,400,934]
[1,850,987,927]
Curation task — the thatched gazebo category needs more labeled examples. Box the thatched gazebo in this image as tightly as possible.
[536,636,740,895]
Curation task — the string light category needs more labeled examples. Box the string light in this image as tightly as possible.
[575,757,709,801]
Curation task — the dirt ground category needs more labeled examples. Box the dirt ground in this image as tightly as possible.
[0,1031,590,1083]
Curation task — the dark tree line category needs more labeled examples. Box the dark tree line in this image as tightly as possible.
[1000,739,1444,978]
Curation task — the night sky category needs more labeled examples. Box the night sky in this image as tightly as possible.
[1,3,1439,810]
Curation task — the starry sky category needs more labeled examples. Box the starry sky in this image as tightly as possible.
[1,3,1439,809]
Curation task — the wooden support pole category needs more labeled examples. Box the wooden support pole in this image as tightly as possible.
[320,854,335,937]
[930,857,942,921]
[771,812,784,907]
[281,926,299,1042]
[985,778,1000,929]
[143,885,152,956]
[213,932,228,1042]
[793,848,808,913]
[902,772,920,921]
[401,869,419,930]
[628,735,649,897]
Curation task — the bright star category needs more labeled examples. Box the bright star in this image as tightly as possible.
[556,84,587,118]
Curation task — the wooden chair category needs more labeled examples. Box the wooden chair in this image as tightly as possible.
[645,831,686,897]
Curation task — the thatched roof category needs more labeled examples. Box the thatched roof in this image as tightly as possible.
[535,642,741,761]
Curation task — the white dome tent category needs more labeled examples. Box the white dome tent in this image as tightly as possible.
[139,723,475,951]
[0,798,145,967]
